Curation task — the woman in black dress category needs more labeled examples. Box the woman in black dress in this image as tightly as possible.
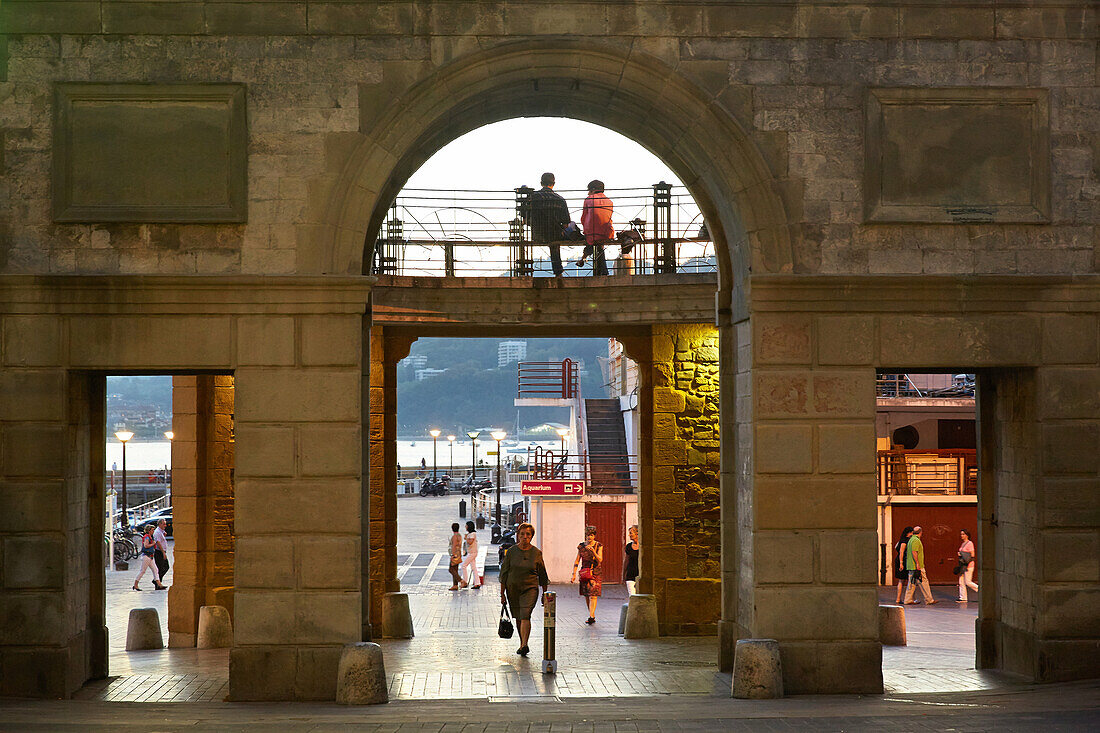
[499,523,549,656]
[571,526,603,624]
[894,526,914,603]
[624,524,639,595]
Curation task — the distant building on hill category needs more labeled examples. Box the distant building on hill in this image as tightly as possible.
[415,368,447,381]
[498,340,527,367]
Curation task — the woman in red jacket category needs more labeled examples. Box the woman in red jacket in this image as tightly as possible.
[577,179,614,276]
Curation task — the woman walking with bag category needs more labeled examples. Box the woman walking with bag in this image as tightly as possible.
[571,526,603,624]
[498,523,548,657]
[132,524,167,591]
[956,529,979,602]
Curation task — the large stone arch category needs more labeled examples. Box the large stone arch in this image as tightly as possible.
[311,40,795,295]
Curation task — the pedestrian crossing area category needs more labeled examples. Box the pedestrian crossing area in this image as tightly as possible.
[397,551,487,588]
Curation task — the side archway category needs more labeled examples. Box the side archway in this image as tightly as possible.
[312,40,795,295]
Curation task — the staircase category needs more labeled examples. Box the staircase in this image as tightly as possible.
[583,398,632,493]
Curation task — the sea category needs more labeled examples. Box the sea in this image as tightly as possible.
[105,438,564,471]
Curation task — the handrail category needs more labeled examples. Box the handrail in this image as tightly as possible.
[518,359,578,399]
[877,449,977,496]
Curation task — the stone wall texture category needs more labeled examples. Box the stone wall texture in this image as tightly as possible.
[649,324,721,634]
[0,0,1098,701]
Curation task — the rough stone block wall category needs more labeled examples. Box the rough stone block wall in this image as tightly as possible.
[650,323,721,635]
[168,375,236,648]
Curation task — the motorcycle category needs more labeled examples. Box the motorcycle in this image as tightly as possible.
[458,475,493,495]
[418,475,451,496]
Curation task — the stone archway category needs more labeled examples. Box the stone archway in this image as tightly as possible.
[306,40,796,297]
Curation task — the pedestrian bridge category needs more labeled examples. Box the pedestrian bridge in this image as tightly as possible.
[371,272,719,329]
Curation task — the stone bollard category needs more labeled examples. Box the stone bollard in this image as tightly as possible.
[197,605,233,649]
[732,639,783,699]
[125,607,164,651]
[336,642,389,705]
[382,592,414,639]
[618,602,629,635]
[879,604,907,646]
[623,594,659,639]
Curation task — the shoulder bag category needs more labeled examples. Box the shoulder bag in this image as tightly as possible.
[498,603,514,639]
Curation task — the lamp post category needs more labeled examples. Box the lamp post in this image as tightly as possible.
[491,430,507,527]
[429,429,441,479]
[164,431,174,497]
[114,430,134,571]
[467,430,479,480]
[447,435,455,477]
[556,427,570,479]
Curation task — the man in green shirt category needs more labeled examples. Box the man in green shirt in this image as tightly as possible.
[903,525,937,604]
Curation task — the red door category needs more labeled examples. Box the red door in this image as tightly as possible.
[892,505,978,585]
[585,502,625,583]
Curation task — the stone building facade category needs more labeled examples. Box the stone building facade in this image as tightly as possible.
[1,0,1097,700]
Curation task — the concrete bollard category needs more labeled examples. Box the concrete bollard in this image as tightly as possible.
[732,639,783,699]
[336,642,389,705]
[623,594,659,639]
[197,605,233,649]
[618,602,629,635]
[382,592,414,639]
[125,607,164,651]
[879,604,907,646]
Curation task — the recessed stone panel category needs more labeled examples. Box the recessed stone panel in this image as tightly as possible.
[865,88,1050,223]
[53,83,247,222]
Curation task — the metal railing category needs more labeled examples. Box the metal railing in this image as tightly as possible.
[518,359,578,399]
[110,491,171,528]
[877,449,977,495]
[370,183,717,278]
[529,446,637,494]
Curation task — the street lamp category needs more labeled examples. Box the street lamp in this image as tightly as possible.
[429,429,441,479]
[467,430,480,480]
[447,435,456,477]
[114,430,134,571]
[164,431,174,496]
[491,430,507,527]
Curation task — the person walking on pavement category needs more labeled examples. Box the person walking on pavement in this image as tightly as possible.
[499,523,549,657]
[571,526,604,624]
[957,528,979,602]
[133,524,166,591]
[448,522,463,590]
[576,180,613,276]
[460,520,480,589]
[521,172,572,277]
[903,525,937,605]
[624,524,640,596]
[153,518,170,585]
[893,526,914,603]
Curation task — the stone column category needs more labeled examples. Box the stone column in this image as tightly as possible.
[231,314,363,701]
[0,319,94,696]
[717,313,742,671]
[168,375,236,648]
[745,313,881,694]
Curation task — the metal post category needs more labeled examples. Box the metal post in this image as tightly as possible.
[542,590,557,673]
[433,435,438,479]
[495,439,502,527]
[120,441,128,530]
[513,186,533,277]
[652,181,674,274]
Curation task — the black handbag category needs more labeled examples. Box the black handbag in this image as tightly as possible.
[498,603,514,639]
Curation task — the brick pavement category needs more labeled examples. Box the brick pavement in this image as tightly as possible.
[84,496,1014,704]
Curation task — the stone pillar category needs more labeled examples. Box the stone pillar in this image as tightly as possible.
[231,314,364,701]
[718,313,743,671]
[0,327,97,697]
[366,328,415,632]
[978,347,1100,681]
[168,376,236,648]
[643,324,722,635]
[743,313,882,694]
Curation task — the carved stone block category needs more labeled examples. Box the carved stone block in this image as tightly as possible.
[52,83,247,222]
[865,88,1049,223]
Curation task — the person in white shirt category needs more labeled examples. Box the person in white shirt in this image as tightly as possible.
[460,521,480,589]
[153,518,170,585]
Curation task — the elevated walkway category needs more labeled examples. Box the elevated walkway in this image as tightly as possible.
[371,272,717,330]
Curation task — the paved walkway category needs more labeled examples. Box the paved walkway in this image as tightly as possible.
[81,496,1011,704]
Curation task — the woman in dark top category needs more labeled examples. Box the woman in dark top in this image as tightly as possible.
[624,524,640,595]
[498,522,548,657]
[571,526,603,624]
[894,526,914,603]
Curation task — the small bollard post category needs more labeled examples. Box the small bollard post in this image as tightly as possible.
[541,590,557,674]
